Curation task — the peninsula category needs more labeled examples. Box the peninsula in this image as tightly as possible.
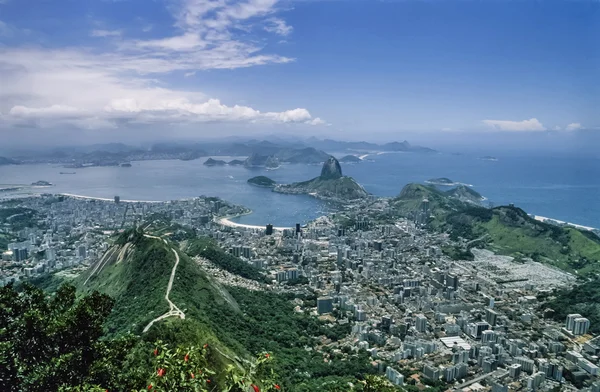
[274,156,369,202]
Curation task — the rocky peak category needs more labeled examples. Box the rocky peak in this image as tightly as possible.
[320,156,342,180]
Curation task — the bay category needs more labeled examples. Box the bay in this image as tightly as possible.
[0,151,598,228]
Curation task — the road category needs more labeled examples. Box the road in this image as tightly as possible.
[143,235,185,333]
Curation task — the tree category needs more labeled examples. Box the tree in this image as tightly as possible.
[0,283,132,391]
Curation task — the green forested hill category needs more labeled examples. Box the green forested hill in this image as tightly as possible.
[393,183,600,276]
[53,228,385,391]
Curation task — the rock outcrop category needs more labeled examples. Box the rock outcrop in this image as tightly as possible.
[320,156,343,179]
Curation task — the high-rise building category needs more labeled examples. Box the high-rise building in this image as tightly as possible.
[573,318,590,336]
[422,198,430,217]
[77,245,87,260]
[423,364,441,380]
[295,223,301,234]
[566,314,583,331]
[481,330,497,344]
[486,308,499,326]
[514,357,534,373]
[317,297,333,315]
[266,224,274,236]
[13,248,28,262]
[114,195,120,204]
[287,268,298,281]
[509,363,522,379]
[415,314,428,333]
[446,273,459,290]
[385,367,404,386]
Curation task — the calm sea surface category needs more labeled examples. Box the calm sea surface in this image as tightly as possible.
[0,152,598,228]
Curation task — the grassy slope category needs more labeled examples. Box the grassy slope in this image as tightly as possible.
[75,233,171,335]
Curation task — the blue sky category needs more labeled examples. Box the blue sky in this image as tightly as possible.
[0,0,597,144]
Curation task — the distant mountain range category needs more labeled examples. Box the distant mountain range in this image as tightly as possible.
[1,138,434,167]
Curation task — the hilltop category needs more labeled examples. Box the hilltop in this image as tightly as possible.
[274,156,369,202]
[393,183,600,275]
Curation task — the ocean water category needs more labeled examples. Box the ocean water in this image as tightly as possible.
[0,152,598,228]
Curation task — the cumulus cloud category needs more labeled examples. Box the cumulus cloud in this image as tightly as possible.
[0,0,327,130]
[566,123,582,131]
[482,118,546,132]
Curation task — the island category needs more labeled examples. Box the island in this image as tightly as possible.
[203,158,227,166]
[228,159,245,166]
[31,181,53,187]
[274,156,369,202]
[339,155,362,163]
[120,162,132,167]
[425,177,456,186]
[247,176,277,188]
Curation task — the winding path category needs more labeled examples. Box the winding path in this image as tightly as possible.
[143,235,185,333]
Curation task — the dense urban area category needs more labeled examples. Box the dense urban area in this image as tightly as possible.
[1,188,599,392]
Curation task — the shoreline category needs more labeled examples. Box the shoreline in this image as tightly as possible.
[216,212,290,231]
[532,215,596,232]
[3,190,596,233]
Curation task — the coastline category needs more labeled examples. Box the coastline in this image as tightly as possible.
[58,193,164,203]
[2,188,596,233]
[215,211,290,231]
[533,215,597,232]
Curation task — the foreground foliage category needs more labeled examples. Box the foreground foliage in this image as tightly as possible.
[0,284,281,392]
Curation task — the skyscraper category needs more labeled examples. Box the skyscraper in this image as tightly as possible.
[415,314,428,333]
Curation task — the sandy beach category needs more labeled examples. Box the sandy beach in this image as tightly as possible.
[216,215,289,231]
[533,215,596,231]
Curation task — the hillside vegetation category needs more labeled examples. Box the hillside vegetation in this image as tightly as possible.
[393,183,600,276]
[541,278,600,335]
[30,228,385,391]
[185,237,267,282]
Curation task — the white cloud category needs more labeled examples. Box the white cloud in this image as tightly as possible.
[552,126,562,131]
[91,29,122,38]
[0,0,326,130]
[441,127,452,131]
[482,118,546,132]
[265,18,293,36]
[306,117,328,126]
[566,123,582,131]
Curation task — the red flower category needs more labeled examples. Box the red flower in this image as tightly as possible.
[153,348,158,356]
[184,354,189,362]
[206,379,211,383]
[251,384,260,392]
[203,343,208,349]
[274,385,281,390]
[157,368,165,377]
[147,385,152,390]
[190,372,195,379]
[265,353,270,358]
